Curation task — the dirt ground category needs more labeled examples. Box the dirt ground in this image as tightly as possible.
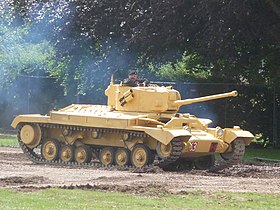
[0,147,279,194]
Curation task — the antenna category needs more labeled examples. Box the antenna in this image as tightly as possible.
[110,74,114,85]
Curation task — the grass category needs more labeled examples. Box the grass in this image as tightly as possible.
[244,147,280,161]
[0,134,18,147]
[0,188,279,210]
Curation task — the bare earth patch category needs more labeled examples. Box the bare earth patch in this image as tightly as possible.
[0,147,279,194]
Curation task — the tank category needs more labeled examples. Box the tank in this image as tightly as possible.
[11,79,254,171]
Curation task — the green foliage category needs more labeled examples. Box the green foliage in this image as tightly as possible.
[0,22,66,128]
[2,0,279,86]
[149,52,212,81]
[0,24,57,87]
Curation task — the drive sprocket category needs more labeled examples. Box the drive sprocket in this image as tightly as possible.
[158,138,183,170]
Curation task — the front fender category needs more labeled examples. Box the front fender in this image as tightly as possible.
[140,127,191,145]
[223,128,254,145]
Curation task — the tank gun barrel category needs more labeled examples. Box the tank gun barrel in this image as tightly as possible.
[172,90,238,108]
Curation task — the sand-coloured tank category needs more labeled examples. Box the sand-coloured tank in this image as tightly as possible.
[12,79,254,170]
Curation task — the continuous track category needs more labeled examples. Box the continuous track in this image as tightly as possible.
[17,123,244,172]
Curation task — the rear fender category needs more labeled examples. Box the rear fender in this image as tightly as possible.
[142,127,191,145]
[223,128,254,145]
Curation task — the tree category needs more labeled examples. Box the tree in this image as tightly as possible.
[0,15,64,128]
[1,0,279,144]
[6,0,279,85]
[0,25,57,85]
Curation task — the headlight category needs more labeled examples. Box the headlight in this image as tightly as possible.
[216,127,224,137]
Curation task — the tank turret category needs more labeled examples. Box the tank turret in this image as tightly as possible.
[105,83,238,113]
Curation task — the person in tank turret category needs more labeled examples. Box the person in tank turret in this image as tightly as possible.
[122,70,149,87]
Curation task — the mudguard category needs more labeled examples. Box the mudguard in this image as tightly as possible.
[11,115,50,128]
[223,128,254,145]
[142,127,191,145]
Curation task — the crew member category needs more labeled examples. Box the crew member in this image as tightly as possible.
[122,70,149,87]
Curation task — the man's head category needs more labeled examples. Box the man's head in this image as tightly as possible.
[129,70,137,81]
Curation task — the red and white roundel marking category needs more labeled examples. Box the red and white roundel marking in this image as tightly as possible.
[190,142,198,152]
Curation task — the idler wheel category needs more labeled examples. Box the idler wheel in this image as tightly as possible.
[209,139,246,172]
[220,139,245,162]
[156,141,172,159]
[74,145,92,164]
[60,144,75,162]
[99,147,115,166]
[41,139,60,161]
[194,155,215,170]
[115,148,130,166]
[131,144,151,168]
[20,124,42,148]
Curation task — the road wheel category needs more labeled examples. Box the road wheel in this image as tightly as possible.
[74,145,92,164]
[60,144,75,162]
[156,141,172,159]
[131,144,151,168]
[41,139,60,161]
[194,155,215,170]
[115,148,130,166]
[99,147,115,166]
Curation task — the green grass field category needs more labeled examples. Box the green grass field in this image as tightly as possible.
[244,147,280,161]
[0,134,18,147]
[0,188,279,210]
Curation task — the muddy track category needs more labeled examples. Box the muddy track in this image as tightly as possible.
[0,147,279,194]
